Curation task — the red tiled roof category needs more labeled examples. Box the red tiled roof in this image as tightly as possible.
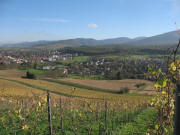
[0,59,9,61]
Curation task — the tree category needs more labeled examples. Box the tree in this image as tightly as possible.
[26,71,36,79]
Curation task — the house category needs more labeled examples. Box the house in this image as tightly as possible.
[43,66,57,70]
[0,59,10,64]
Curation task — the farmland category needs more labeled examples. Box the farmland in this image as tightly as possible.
[0,76,152,100]
[0,69,155,95]
[0,69,25,78]
[0,78,43,96]
[59,78,155,95]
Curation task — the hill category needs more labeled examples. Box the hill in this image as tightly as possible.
[1,30,180,49]
[1,37,144,48]
[128,30,180,45]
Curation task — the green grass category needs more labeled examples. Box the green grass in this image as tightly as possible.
[120,108,157,135]
[19,69,46,75]
[102,55,122,59]
[134,54,155,57]
[100,54,156,60]
[59,56,90,63]
[57,64,68,68]
[124,54,168,60]
[67,74,105,80]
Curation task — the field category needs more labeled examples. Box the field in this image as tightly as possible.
[0,78,42,96]
[0,69,156,134]
[59,78,155,95]
[0,69,152,102]
[0,69,25,78]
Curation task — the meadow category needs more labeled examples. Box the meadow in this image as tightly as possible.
[59,56,90,63]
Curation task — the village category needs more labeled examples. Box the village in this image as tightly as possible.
[0,49,76,66]
[0,48,166,80]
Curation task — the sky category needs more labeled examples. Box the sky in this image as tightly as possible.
[0,0,180,43]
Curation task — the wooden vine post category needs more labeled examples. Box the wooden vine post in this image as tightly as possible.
[105,100,108,131]
[60,98,63,131]
[175,83,180,135]
[47,90,53,135]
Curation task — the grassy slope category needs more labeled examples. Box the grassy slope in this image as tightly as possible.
[120,109,157,135]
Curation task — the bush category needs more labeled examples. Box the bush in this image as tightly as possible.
[118,87,130,94]
[26,71,36,79]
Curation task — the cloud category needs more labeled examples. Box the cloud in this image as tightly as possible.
[20,18,69,23]
[88,23,98,28]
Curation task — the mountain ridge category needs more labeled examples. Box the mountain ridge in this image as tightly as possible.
[1,30,180,48]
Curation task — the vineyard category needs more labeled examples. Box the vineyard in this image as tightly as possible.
[0,76,156,134]
[0,91,156,135]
